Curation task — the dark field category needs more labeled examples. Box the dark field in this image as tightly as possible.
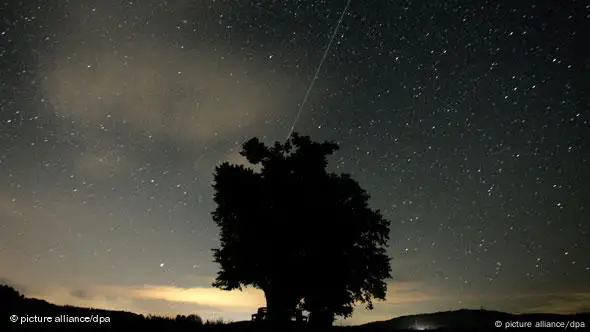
[3,286,588,332]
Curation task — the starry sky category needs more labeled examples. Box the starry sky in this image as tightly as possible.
[1,0,589,325]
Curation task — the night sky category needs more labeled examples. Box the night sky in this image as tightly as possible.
[1,0,589,325]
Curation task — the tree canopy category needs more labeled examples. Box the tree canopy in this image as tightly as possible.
[211,132,392,326]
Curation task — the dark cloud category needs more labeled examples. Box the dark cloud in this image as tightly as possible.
[70,289,91,300]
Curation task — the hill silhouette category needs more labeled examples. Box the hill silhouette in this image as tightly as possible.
[2,284,588,331]
[359,308,589,330]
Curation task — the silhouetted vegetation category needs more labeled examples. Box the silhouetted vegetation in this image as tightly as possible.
[0,284,345,331]
[211,133,392,327]
[3,285,588,331]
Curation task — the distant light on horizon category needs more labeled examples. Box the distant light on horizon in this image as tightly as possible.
[410,321,437,330]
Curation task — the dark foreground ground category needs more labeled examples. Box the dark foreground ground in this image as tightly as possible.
[2,285,588,331]
[0,322,528,332]
[5,310,588,332]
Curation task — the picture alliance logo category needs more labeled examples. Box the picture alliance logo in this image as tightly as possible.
[54,315,111,324]
[16,314,111,324]
[498,320,586,329]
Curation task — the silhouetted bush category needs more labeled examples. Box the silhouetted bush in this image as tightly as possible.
[176,313,204,328]
[205,317,226,325]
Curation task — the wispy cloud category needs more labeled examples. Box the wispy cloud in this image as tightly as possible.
[384,281,444,305]
[16,281,264,321]
[38,21,290,145]
[4,277,589,326]
[74,145,133,179]
[522,292,590,314]
[106,284,266,311]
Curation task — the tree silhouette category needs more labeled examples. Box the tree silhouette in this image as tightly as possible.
[0,284,24,316]
[211,132,392,327]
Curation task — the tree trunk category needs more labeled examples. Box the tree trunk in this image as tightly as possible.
[264,287,301,329]
[264,290,289,328]
[309,308,335,327]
